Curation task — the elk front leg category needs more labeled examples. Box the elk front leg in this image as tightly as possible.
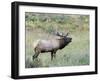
[51,51,54,61]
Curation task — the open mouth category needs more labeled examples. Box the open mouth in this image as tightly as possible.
[70,38,72,42]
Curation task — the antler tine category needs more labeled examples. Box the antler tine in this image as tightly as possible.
[62,32,65,36]
[57,32,60,36]
[66,33,69,36]
[56,32,61,36]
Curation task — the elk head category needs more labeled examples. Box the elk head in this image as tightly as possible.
[56,32,72,44]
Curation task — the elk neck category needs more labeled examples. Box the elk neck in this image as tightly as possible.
[58,38,67,49]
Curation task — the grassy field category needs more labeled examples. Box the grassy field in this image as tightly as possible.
[25,12,90,68]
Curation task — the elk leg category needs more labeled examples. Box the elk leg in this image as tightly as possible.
[51,51,54,61]
[53,51,56,58]
[33,49,40,61]
[32,53,39,60]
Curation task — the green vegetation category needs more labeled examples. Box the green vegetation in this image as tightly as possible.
[25,12,89,68]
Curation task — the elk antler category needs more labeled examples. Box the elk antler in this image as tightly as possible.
[55,31,69,37]
[56,32,63,37]
[66,33,69,37]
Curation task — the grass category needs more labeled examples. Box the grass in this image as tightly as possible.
[25,12,89,68]
[25,29,89,68]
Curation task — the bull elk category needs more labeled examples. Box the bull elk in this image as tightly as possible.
[32,32,72,60]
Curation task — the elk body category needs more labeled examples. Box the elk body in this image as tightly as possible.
[32,32,72,60]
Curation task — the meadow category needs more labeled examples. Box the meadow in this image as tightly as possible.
[25,12,90,68]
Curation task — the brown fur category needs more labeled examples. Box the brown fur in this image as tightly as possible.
[32,34,72,61]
